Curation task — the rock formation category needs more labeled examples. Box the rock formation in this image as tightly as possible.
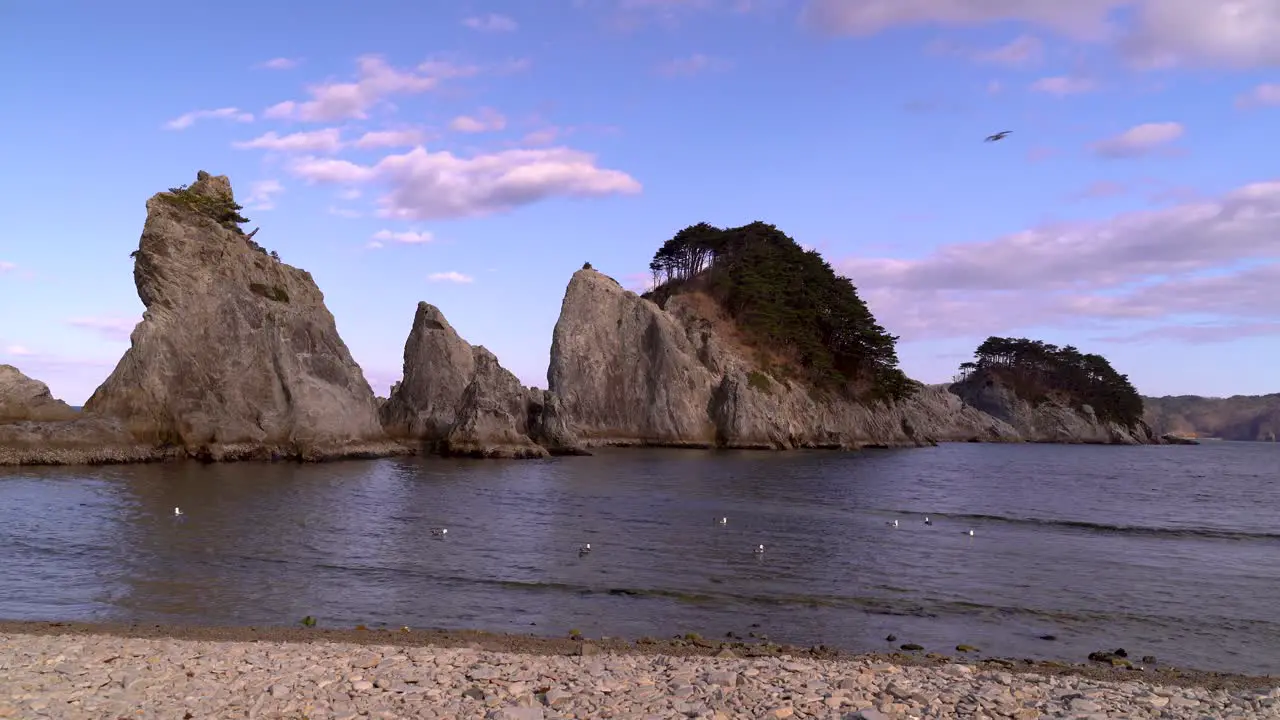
[0,365,170,465]
[0,365,78,422]
[1143,393,1280,442]
[81,171,403,461]
[949,373,1154,445]
[381,302,584,458]
[547,268,1026,449]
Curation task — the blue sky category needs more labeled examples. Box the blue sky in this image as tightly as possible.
[2,0,1278,404]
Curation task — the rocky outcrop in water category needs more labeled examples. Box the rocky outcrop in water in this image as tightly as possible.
[0,365,170,465]
[547,268,1024,448]
[381,302,584,458]
[79,171,403,462]
[949,372,1155,445]
[0,365,77,422]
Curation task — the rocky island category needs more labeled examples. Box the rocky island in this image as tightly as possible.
[547,222,1153,449]
[0,176,1165,466]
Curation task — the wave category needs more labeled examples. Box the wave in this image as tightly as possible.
[304,563,1278,633]
[878,511,1280,542]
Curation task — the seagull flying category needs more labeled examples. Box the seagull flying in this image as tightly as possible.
[984,130,1012,142]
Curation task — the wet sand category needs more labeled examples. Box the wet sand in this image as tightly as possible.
[1,620,1274,694]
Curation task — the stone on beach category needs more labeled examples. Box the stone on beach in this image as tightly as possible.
[1,631,1274,719]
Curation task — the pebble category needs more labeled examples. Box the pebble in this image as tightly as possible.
[0,631,1274,719]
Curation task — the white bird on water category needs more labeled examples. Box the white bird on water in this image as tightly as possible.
[718,517,728,525]
[173,507,183,516]
[888,519,899,528]
[579,543,592,556]
[431,528,447,538]
[966,529,975,536]
[924,516,932,526]
[754,544,765,554]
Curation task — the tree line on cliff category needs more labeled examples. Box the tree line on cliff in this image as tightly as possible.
[643,221,914,400]
[956,336,1145,426]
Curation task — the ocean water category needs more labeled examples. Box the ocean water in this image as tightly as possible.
[1,442,1277,675]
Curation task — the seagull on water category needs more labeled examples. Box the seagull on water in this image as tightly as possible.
[887,519,899,528]
[579,543,592,557]
[924,516,932,526]
[754,544,765,554]
[431,528,448,538]
[718,517,728,525]
[173,507,183,516]
[966,529,975,536]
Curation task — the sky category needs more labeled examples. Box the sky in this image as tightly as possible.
[1,0,1278,405]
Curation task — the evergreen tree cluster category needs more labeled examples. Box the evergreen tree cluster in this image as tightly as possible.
[643,221,913,400]
[955,336,1145,426]
[162,183,251,235]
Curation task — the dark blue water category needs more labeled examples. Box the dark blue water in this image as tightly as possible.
[1,442,1277,674]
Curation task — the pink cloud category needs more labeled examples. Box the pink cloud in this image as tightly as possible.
[353,129,427,148]
[976,35,1044,66]
[449,108,507,133]
[838,179,1280,342]
[232,129,343,153]
[290,146,641,221]
[1030,75,1097,95]
[1236,83,1280,109]
[263,55,470,122]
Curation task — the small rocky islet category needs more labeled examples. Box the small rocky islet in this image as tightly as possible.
[1,170,1164,466]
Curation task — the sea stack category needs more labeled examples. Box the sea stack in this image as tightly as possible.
[82,171,401,461]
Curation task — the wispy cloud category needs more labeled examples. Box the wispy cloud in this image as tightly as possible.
[428,271,474,283]
[232,129,343,153]
[1236,83,1280,109]
[243,180,285,210]
[264,55,475,122]
[1091,122,1184,158]
[656,53,731,76]
[164,107,253,130]
[371,229,433,245]
[462,13,518,31]
[449,108,507,133]
[353,129,426,148]
[66,316,138,341]
[976,35,1043,67]
[1029,76,1096,95]
[257,57,300,70]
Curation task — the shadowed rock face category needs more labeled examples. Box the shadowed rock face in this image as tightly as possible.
[547,268,1138,448]
[950,372,1154,445]
[1143,394,1280,442]
[381,302,584,458]
[81,171,400,461]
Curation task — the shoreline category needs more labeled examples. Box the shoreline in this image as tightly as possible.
[2,620,1274,694]
[0,434,1194,468]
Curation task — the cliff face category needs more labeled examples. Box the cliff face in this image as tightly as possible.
[1144,394,1280,441]
[950,371,1154,445]
[381,302,584,458]
[548,268,1025,449]
[82,171,400,461]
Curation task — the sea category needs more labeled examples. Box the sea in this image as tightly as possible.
[1,442,1278,675]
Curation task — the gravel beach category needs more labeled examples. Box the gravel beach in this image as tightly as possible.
[2,623,1278,719]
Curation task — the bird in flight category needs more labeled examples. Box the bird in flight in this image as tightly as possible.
[985,130,1012,142]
